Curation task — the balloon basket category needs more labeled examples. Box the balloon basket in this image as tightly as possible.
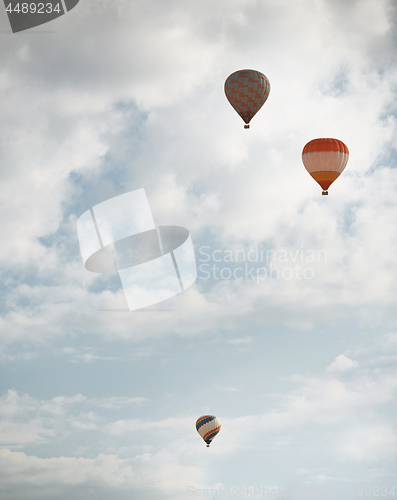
[244,124,250,129]
[322,191,328,195]
[206,444,210,447]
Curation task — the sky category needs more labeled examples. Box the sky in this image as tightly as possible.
[0,0,397,498]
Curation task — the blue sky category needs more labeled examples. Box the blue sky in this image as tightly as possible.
[0,0,396,498]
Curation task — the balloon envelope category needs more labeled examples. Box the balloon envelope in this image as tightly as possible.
[302,138,349,194]
[224,69,270,128]
[196,415,221,446]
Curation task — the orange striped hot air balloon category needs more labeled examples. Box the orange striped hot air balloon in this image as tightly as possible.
[224,69,270,129]
[302,138,349,195]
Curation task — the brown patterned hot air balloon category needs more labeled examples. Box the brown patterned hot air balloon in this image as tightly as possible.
[302,138,349,195]
[224,69,270,129]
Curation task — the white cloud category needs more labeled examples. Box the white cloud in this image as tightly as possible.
[0,449,136,487]
[215,385,241,392]
[89,397,148,410]
[384,333,397,346]
[334,425,397,461]
[326,355,359,372]
[227,336,253,345]
[0,390,148,449]
[0,0,396,350]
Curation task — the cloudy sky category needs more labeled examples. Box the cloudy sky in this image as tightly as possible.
[0,0,397,498]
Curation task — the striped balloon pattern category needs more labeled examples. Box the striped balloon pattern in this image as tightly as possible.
[224,69,271,128]
[302,138,349,194]
[196,415,221,447]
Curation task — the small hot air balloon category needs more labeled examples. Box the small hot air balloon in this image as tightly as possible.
[196,415,221,447]
[302,138,349,195]
[224,69,270,129]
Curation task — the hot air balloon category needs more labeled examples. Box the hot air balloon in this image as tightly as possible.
[224,69,270,129]
[196,415,221,447]
[302,138,349,195]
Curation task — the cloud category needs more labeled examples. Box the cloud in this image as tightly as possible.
[0,390,148,449]
[334,425,397,461]
[0,0,397,351]
[0,447,207,500]
[326,355,359,372]
[0,449,138,487]
[215,385,241,392]
[89,397,148,410]
[227,336,253,345]
[384,333,397,346]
